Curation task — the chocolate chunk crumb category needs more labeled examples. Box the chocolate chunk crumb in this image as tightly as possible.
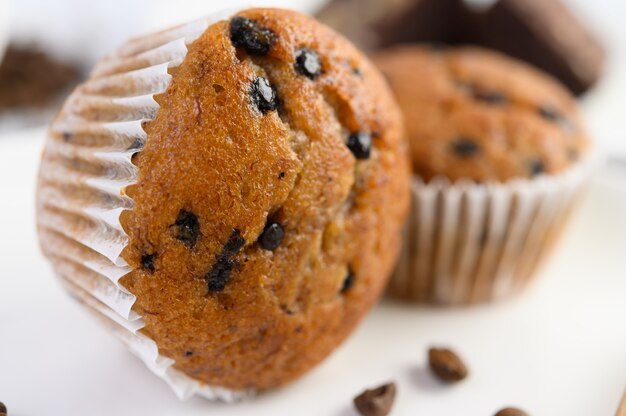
[205,229,245,292]
[295,48,322,80]
[173,210,200,247]
[229,16,276,56]
[428,347,468,383]
[251,77,278,114]
[341,269,355,293]
[353,382,396,416]
[529,159,545,177]
[141,253,156,273]
[259,221,284,251]
[347,132,372,159]
[494,407,529,416]
[452,137,480,157]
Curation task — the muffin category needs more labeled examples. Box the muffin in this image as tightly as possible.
[374,45,590,305]
[36,8,410,399]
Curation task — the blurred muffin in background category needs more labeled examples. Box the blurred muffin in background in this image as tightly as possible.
[374,45,591,305]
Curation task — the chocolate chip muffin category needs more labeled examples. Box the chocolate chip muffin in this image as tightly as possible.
[36,8,410,395]
[375,45,589,183]
[373,45,590,304]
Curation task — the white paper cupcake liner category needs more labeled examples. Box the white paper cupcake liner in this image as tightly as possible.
[389,162,590,305]
[36,10,252,401]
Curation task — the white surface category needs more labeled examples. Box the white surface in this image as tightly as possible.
[1,130,625,415]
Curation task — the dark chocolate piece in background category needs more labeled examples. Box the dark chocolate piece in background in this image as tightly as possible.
[0,45,79,112]
[467,0,605,96]
[316,0,605,95]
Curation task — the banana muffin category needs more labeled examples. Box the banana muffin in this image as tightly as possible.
[374,45,590,304]
[36,8,410,396]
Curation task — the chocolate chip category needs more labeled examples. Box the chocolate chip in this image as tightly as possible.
[259,221,284,251]
[184,350,194,357]
[428,347,468,383]
[62,131,73,142]
[341,269,355,293]
[141,253,156,273]
[452,137,480,157]
[251,77,278,114]
[353,382,396,416]
[229,16,276,56]
[295,48,322,80]
[173,210,200,247]
[0,402,6,416]
[473,90,508,105]
[494,407,530,416]
[223,228,246,255]
[529,159,545,177]
[205,229,245,293]
[278,171,285,179]
[353,67,363,77]
[538,105,574,132]
[347,132,372,159]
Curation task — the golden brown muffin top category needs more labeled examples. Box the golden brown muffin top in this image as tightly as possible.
[117,8,409,390]
[374,45,589,182]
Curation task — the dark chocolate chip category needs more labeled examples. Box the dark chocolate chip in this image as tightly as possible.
[62,131,73,142]
[141,253,156,273]
[538,105,574,132]
[229,16,276,56]
[295,48,322,80]
[347,132,372,159]
[353,67,363,77]
[251,77,278,114]
[259,221,284,251]
[452,137,480,157]
[428,347,469,383]
[205,229,245,293]
[473,90,508,106]
[278,171,285,179]
[529,159,545,177]
[494,407,530,416]
[184,350,193,357]
[341,269,355,293]
[223,228,245,256]
[206,257,236,292]
[173,210,200,247]
[353,382,396,416]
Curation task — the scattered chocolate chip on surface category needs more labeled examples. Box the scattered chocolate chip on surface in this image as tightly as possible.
[353,382,396,416]
[428,347,469,383]
[229,16,276,56]
[347,132,372,159]
[251,77,278,114]
[259,221,284,250]
[452,137,480,157]
[205,229,245,292]
[494,407,530,416]
[295,48,322,80]
[173,210,200,247]
[141,253,156,273]
[341,269,355,293]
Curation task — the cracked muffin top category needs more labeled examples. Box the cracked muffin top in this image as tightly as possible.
[111,8,410,390]
[373,45,590,183]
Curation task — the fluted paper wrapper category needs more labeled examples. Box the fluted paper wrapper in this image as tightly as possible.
[36,10,252,401]
[389,164,589,305]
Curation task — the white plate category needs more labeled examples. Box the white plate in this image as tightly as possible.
[0,129,625,416]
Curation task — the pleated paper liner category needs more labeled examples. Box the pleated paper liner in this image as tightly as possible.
[36,11,251,401]
[389,163,589,305]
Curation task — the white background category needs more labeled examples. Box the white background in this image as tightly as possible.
[1,0,626,415]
